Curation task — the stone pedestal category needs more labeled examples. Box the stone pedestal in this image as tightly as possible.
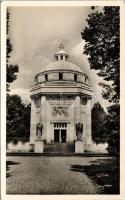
[75,141,84,153]
[34,140,44,153]
[29,144,35,152]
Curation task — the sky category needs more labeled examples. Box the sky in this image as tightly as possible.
[8,6,110,109]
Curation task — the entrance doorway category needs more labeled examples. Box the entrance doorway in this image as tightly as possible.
[61,129,66,143]
[54,129,60,143]
[54,129,67,143]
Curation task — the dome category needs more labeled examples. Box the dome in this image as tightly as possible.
[41,60,83,74]
[34,44,89,85]
[40,44,83,74]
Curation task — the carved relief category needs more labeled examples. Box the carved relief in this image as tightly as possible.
[81,96,87,105]
[52,106,69,117]
[34,98,41,107]
[46,95,74,118]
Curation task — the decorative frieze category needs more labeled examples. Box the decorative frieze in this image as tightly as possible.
[46,95,75,102]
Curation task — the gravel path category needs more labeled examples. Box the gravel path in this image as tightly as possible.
[7,156,103,194]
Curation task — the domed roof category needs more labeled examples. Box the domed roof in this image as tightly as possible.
[41,60,83,73]
[39,44,84,74]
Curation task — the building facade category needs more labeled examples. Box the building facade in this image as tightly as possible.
[29,45,93,153]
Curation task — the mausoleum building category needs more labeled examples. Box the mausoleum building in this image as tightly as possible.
[29,45,93,153]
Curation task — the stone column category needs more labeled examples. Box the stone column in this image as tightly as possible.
[80,104,86,141]
[75,96,81,123]
[29,99,37,152]
[74,96,84,153]
[69,102,75,142]
[46,101,51,143]
[40,96,46,140]
[86,97,92,150]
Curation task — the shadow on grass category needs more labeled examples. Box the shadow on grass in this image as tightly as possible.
[6,161,20,178]
[70,157,120,194]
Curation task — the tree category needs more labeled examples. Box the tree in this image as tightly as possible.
[91,102,108,143]
[6,10,31,142]
[81,6,120,103]
[106,104,120,155]
[7,94,31,142]
[7,9,19,91]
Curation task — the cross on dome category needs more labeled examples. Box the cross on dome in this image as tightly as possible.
[55,43,69,61]
[59,43,65,49]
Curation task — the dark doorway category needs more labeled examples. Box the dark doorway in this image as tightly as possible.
[61,129,66,143]
[54,129,60,143]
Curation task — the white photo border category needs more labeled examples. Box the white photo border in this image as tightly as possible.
[1,1,125,200]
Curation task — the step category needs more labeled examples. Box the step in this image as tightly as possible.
[6,152,109,157]
[43,142,75,153]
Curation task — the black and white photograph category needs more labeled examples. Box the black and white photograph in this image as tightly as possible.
[1,0,125,199]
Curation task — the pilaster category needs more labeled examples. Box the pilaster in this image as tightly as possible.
[40,96,46,140]
[86,97,92,149]
[30,99,37,144]
[75,96,81,123]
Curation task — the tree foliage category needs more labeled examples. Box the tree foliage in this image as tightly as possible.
[91,102,120,155]
[106,104,120,155]
[7,9,19,91]
[7,94,31,142]
[6,10,31,142]
[81,6,120,103]
[92,102,108,143]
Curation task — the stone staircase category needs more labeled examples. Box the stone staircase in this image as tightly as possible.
[43,142,75,153]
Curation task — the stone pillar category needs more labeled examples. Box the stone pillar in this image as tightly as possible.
[46,101,51,143]
[40,96,46,140]
[74,95,84,153]
[29,99,37,151]
[75,96,81,123]
[86,97,92,151]
[80,104,86,141]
